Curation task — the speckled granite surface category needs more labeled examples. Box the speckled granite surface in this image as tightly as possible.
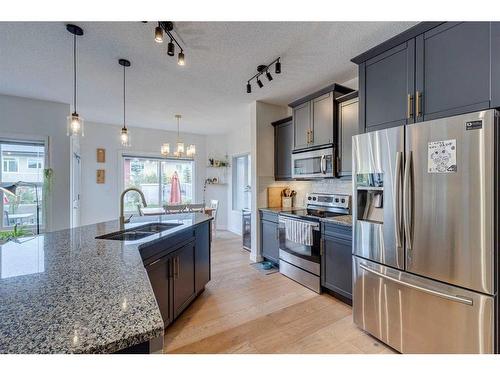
[0,213,211,354]
[321,215,353,227]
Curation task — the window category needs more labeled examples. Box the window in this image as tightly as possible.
[123,155,194,213]
[232,154,251,210]
[27,159,43,169]
[0,140,45,231]
[3,158,18,172]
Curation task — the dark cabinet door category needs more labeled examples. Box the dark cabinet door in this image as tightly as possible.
[195,222,211,293]
[261,219,279,264]
[415,22,491,122]
[362,40,415,130]
[311,92,334,146]
[145,256,172,325]
[172,241,196,319]
[321,233,353,300]
[492,22,500,108]
[274,119,293,180]
[293,101,311,150]
[338,96,359,177]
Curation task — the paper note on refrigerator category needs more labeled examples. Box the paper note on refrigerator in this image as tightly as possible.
[427,139,457,173]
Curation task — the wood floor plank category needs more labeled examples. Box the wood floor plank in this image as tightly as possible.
[163,231,396,354]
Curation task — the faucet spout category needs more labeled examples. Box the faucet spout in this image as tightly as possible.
[120,187,148,226]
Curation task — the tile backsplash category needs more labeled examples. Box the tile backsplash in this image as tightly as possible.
[267,178,353,208]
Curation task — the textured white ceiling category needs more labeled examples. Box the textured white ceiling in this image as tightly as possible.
[0,21,416,134]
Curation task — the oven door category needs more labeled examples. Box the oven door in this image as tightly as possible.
[292,147,335,179]
[278,217,321,275]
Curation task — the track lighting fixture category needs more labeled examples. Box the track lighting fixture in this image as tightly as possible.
[154,23,164,43]
[178,51,185,66]
[275,59,281,74]
[150,22,186,65]
[245,57,281,93]
[66,24,85,137]
[119,59,131,147]
[167,40,175,56]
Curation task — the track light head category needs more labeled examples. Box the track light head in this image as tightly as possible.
[275,60,281,74]
[246,82,252,93]
[257,78,264,88]
[154,25,164,43]
[178,51,185,66]
[167,40,175,56]
[266,71,273,81]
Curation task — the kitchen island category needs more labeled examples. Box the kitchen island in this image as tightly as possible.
[0,213,212,354]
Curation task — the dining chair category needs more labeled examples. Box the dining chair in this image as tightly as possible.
[186,203,204,212]
[209,199,219,237]
[164,204,187,214]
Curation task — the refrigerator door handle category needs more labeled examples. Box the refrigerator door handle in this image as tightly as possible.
[394,152,403,249]
[359,264,473,306]
[403,151,413,250]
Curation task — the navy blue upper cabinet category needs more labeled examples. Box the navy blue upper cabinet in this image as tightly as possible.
[354,22,498,131]
[415,22,491,121]
[489,22,500,108]
[362,40,415,130]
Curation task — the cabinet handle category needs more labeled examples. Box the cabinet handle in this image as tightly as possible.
[306,129,310,144]
[173,256,179,280]
[320,238,324,256]
[310,129,314,144]
[407,94,414,119]
[416,91,422,118]
[336,155,341,176]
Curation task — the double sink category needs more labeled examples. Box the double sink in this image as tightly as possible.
[96,222,182,241]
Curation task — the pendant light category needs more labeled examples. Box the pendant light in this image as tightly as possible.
[66,24,84,137]
[160,115,196,159]
[119,59,131,147]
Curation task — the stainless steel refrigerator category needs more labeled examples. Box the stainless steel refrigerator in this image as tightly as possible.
[352,109,498,353]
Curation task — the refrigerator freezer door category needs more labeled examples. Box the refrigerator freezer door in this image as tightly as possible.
[405,110,495,295]
[352,126,405,269]
[353,257,494,353]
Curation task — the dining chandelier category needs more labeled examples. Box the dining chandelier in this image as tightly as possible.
[161,115,196,158]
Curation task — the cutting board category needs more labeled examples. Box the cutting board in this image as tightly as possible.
[267,187,284,208]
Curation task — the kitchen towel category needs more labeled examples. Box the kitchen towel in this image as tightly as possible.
[284,218,314,246]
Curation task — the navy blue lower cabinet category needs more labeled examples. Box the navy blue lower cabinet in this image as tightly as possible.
[321,224,353,304]
[260,211,280,264]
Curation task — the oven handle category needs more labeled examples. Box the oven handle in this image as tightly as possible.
[279,218,320,230]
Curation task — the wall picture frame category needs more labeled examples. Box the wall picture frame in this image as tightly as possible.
[97,148,106,163]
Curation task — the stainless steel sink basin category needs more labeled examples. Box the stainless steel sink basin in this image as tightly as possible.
[96,222,182,241]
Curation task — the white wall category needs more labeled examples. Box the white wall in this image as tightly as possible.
[0,94,70,231]
[79,121,207,226]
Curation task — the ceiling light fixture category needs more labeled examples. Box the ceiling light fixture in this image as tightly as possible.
[160,115,196,159]
[119,59,131,147]
[151,22,186,66]
[66,24,85,137]
[178,51,185,66]
[154,23,164,43]
[245,57,281,93]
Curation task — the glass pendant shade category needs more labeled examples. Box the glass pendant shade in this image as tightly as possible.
[176,142,185,155]
[178,51,185,66]
[161,143,170,156]
[121,127,130,147]
[187,144,196,157]
[67,112,84,137]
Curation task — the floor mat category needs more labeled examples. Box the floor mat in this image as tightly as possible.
[250,262,279,275]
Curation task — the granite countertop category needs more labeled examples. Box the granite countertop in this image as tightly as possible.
[0,212,211,354]
[321,215,353,227]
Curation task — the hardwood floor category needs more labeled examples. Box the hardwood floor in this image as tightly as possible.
[163,231,396,354]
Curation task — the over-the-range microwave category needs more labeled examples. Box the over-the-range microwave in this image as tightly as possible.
[291,146,335,179]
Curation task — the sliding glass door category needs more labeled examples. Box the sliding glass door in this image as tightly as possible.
[0,140,45,232]
[123,156,194,213]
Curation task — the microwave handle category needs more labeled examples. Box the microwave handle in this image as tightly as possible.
[320,155,326,174]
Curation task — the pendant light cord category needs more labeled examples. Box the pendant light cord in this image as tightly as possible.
[123,65,126,128]
[73,33,77,113]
